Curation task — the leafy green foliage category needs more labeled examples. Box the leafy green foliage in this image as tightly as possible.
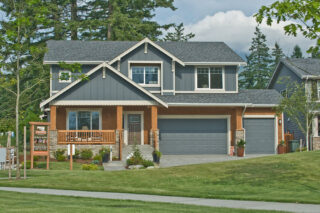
[152,150,162,158]
[291,45,303,58]
[93,154,102,162]
[239,27,273,89]
[256,0,320,55]
[237,139,246,147]
[163,23,195,41]
[271,42,285,70]
[54,149,66,161]
[81,164,98,170]
[142,159,154,168]
[127,145,144,166]
[80,149,93,160]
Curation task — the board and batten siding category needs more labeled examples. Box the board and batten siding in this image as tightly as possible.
[55,67,153,101]
[175,65,237,92]
[116,44,173,91]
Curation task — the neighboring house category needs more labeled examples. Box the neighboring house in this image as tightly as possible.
[268,58,320,150]
[40,38,283,159]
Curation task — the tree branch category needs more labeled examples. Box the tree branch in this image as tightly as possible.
[0,85,17,96]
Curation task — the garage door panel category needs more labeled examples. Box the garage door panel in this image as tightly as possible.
[158,118,228,155]
[243,118,275,154]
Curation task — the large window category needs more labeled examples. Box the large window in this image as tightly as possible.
[196,67,223,89]
[67,110,101,130]
[131,66,159,86]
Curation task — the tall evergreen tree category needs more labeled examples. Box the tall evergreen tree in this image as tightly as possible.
[239,27,272,89]
[163,23,195,41]
[271,42,285,70]
[291,45,303,58]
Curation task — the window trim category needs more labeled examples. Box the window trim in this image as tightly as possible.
[128,61,162,87]
[59,70,72,83]
[317,81,320,99]
[66,108,102,130]
[195,66,225,91]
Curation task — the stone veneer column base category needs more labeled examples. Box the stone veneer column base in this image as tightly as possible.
[312,137,320,150]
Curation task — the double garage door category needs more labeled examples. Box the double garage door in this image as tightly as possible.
[158,117,276,155]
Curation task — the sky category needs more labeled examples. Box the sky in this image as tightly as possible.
[154,0,314,59]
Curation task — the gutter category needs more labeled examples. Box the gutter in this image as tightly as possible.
[167,103,278,107]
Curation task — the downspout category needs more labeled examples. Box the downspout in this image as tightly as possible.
[305,76,310,151]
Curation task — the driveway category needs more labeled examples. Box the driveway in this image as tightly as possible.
[160,154,271,168]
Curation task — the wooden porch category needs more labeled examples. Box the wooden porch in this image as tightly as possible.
[57,130,116,145]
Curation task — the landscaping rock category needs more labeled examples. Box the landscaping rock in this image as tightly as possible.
[128,165,144,170]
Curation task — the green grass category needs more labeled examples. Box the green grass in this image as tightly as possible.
[0,151,319,204]
[0,191,284,213]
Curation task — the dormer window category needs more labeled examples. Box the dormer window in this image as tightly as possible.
[59,70,71,83]
[196,67,224,90]
[131,66,160,86]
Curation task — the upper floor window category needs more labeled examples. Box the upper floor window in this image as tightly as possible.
[196,67,223,90]
[131,66,159,86]
[59,70,71,83]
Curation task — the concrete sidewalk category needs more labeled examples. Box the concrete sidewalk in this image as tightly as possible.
[1,187,319,212]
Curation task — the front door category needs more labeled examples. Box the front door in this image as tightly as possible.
[128,114,142,145]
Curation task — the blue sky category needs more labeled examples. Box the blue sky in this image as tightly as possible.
[154,0,314,58]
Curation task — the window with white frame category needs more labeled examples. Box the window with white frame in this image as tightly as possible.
[196,67,223,89]
[317,81,320,99]
[131,66,159,86]
[59,70,72,83]
[67,110,101,130]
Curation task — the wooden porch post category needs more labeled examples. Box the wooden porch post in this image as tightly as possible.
[70,144,73,170]
[116,106,123,160]
[235,107,243,130]
[50,105,57,130]
[151,106,158,150]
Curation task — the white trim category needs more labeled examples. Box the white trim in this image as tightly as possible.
[167,103,277,107]
[150,91,161,94]
[59,70,72,83]
[40,62,168,108]
[243,115,276,118]
[282,113,284,140]
[162,90,175,93]
[144,42,148,54]
[158,114,231,155]
[185,62,246,66]
[66,108,102,130]
[50,66,52,96]
[195,66,225,92]
[124,111,144,145]
[53,100,157,106]
[175,91,238,94]
[109,38,184,66]
[44,61,104,65]
[117,60,120,72]
[51,90,59,93]
[172,60,176,94]
[236,66,239,93]
[128,62,161,87]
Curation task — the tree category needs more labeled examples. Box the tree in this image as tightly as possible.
[291,45,303,58]
[0,0,49,179]
[239,27,272,89]
[163,23,195,41]
[271,42,285,70]
[276,79,320,151]
[256,0,320,56]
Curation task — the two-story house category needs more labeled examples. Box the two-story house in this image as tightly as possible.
[40,38,283,159]
[268,58,320,151]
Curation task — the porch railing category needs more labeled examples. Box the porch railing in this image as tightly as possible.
[57,130,116,144]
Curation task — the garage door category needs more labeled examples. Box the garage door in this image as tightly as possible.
[158,118,228,155]
[243,118,275,154]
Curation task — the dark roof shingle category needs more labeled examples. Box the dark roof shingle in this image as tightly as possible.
[282,58,320,77]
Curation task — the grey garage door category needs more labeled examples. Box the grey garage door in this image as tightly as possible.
[243,118,275,154]
[158,118,228,155]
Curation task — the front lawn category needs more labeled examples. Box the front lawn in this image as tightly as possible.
[0,191,282,213]
[0,151,319,204]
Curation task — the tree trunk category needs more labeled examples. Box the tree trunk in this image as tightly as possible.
[107,0,113,40]
[71,0,78,40]
[15,65,20,179]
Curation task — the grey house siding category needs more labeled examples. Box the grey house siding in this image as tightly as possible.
[175,65,237,92]
[117,44,173,91]
[225,66,237,91]
[175,65,195,91]
[56,68,153,101]
[51,64,96,91]
[269,63,304,141]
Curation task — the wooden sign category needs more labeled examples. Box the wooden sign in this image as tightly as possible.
[30,122,50,170]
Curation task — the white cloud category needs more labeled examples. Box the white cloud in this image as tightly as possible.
[185,10,314,57]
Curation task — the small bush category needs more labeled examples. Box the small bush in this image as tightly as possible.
[142,160,154,168]
[237,139,246,147]
[82,164,98,170]
[33,156,40,161]
[93,154,102,162]
[21,161,37,169]
[91,160,100,165]
[295,147,307,152]
[74,149,80,159]
[80,149,93,160]
[112,156,118,161]
[152,150,162,158]
[54,149,66,161]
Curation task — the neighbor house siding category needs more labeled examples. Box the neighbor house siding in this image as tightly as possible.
[55,68,154,101]
[117,45,173,92]
[225,66,237,91]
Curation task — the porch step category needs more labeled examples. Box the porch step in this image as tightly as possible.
[103,161,126,171]
[122,145,154,162]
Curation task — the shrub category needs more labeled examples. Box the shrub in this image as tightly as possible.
[21,161,37,169]
[93,154,102,162]
[279,140,286,147]
[152,150,162,158]
[91,160,100,165]
[237,139,246,147]
[80,149,93,160]
[74,149,80,159]
[295,147,307,152]
[99,146,110,158]
[82,164,98,170]
[112,156,118,161]
[33,156,40,161]
[142,160,154,168]
[54,149,66,161]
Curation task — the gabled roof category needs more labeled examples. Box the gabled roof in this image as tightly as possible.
[44,39,245,64]
[154,89,281,107]
[40,62,168,108]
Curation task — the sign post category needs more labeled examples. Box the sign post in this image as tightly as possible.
[24,126,27,179]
